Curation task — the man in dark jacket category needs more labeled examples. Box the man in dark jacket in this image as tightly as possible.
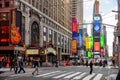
[90,60,93,74]
[18,59,25,73]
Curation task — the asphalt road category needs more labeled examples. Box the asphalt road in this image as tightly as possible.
[0,65,118,80]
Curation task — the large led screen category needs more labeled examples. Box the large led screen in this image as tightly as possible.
[72,40,77,54]
[93,23,100,32]
[72,18,77,32]
[94,42,100,52]
[78,29,83,47]
[100,35,105,48]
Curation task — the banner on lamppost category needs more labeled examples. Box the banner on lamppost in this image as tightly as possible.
[72,40,77,54]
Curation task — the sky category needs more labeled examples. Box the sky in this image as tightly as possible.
[83,0,118,56]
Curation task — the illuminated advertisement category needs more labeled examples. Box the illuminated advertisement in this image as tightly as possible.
[93,23,100,32]
[88,51,92,58]
[89,36,93,48]
[94,42,100,52]
[72,40,77,54]
[86,37,90,50]
[101,48,104,55]
[0,12,9,46]
[78,29,83,47]
[26,49,39,55]
[93,16,101,23]
[72,32,79,41]
[100,35,104,47]
[72,18,77,32]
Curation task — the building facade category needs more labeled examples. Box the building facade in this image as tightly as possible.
[0,0,72,63]
[114,0,120,69]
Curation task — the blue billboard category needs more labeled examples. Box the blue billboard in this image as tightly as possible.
[78,29,83,47]
[72,32,79,44]
[93,23,100,32]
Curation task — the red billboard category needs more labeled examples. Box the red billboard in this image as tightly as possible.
[94,42,100,52]
[72,18,77,32]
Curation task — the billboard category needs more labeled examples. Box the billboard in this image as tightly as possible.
[26,49,39,55]
[89,36,93,48]
[72,32,79,40]
[100,35,104,48]
[93,23,100,32]
[72,40,77,54]
[0,13,9,46]
[94,42,100,52]
[86,37,90,50]
[78,29,83,47]
[72,18,77,32]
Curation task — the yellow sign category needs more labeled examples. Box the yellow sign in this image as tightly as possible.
[26,49,39,55]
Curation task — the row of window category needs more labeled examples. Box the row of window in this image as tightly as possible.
[0,1,9,8]
[42,16,71,37]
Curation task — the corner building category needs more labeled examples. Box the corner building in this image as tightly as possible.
[0,0,71,60]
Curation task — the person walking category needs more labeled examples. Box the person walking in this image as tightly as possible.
[32,59,39,75]
[14,59,18,74]
[18,59,25,73]
[90,60,93,74]
[10,59,14,72]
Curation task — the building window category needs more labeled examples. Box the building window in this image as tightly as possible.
[0,4,2,8]
[5,2,9,7]
[31,22,39,45]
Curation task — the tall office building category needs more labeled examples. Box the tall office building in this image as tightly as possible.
[71,0,83,29]
[71,0,83,58]
[0,0,72,62]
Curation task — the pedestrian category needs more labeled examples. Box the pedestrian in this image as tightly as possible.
[18,59,25,73]
[90,60,93,74]
[86,59,88,67]
[14,59,18,74]
[32,59,39,75]
[9,59,14,72]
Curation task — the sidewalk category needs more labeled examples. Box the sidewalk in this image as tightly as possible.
[0,67,35,76]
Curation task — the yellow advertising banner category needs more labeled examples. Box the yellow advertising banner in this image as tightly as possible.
[86,37,90,50]
[72,40,77,54]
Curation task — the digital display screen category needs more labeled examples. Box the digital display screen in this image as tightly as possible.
[94,42,100,52]
[72,18,77,32]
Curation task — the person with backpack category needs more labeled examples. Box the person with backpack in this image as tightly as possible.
[32,58,39,75]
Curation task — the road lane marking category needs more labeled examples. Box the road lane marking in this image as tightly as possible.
[43,71,66,77]
[64,72,81,79]
[72,72,87,79]
[53,71,74,79]
[10,72,31,77]
[82,73,95,80]
[35,71,60,77]
[93,74,103,80]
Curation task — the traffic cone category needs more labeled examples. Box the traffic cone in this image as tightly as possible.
[6,63,9,68]
[63,60,66,67]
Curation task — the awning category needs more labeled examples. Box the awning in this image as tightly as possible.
[0,46,14,50]
[45,48,57,55]
[14,46,26,51]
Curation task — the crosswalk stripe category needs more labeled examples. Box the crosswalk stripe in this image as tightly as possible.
[53,71,74,79]
[64,72,81,79]
[43,71,66,77]
[35,71,60,77]
[93,74,103,80]
[72,72,87,79]
[10,72,31,77]
[82,73,95,80]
